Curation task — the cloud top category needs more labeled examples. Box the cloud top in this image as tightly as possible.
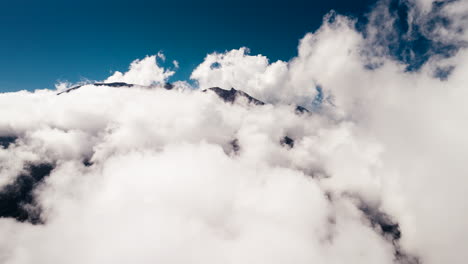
[105,55,175,86]
[1,1,468,263]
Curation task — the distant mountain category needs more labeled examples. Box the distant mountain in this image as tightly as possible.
[57,82,135,95]
[205,87,308,113]
[202,87,265,105]
[57,82,309,114]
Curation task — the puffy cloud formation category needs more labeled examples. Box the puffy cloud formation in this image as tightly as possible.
[106,55,175,86]
[1,0,468,263]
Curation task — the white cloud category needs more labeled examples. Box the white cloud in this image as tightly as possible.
[1,0,468,263]
[173,60,179,69]
[105,55,174,86]
[157,51,166,61]
[190,14,362,109]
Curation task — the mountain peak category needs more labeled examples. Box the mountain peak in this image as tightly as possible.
[203,87,265,106]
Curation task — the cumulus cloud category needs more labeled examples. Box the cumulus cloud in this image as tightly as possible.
[1,0,468,263]
[190,14,364,109]
[105,55,174,86]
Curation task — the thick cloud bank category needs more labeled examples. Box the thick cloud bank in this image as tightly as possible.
[1,0,468,263]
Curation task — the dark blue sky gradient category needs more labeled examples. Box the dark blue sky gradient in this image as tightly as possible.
[0,0,377,91]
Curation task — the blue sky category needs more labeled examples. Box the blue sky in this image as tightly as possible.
[0,0,377,92]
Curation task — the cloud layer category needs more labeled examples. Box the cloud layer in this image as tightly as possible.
[1,0,468,263]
